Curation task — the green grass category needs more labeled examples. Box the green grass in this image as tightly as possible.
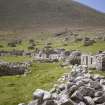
[0,31,105,55]
[0,56,32,62]
[90,69,105,76]
[0,40,30,51]
[0,62,69,105]
[51,40,105,54]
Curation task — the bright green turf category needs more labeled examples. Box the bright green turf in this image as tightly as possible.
[49,38,105,54]
[90,69,105,76]
[0,56,32,62]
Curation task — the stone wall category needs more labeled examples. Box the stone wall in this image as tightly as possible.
[0,50,34,57]
[19,65,105,105]
[0,62,32,76]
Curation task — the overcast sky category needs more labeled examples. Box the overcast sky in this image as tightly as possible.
[74,0,105,13]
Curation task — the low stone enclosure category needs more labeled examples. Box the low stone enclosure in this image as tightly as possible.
[0,61,32,76]
[33,49,81,62]
[0,50,33,56]
[19,65,105,105]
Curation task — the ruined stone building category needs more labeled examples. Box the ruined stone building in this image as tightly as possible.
[96,53,105,71]
[81,52,105,71]
[81,54,96,69]
[33,49,67,61]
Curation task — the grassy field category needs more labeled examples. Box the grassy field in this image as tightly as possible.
[0,56,32,62]
[1,39,105,54]
[0,62,69,105]
[0,30,105,54]
[48,39,105,54]
[90,69,105,76]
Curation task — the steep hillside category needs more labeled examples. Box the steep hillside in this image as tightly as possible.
[0,0,105,30]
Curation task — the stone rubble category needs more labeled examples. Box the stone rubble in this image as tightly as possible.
[19,65,105,105]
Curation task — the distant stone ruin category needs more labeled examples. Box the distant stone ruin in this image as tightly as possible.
[0,50,34,57]
[0,61,32,76]
[19,65,105,105]
[33,49,68,62]
[83,37,95,46]
[33,48,105,71]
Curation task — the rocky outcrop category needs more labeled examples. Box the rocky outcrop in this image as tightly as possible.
[19,65,105,105]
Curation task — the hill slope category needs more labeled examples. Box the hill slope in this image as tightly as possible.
[0,0,105,30]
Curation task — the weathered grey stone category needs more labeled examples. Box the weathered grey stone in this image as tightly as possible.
[42,100,57,105]
[96,102,105,105]
[58,84,65,91]
[95,91,103,97]
[77,102,86,105]
[71,91,84,102]
[67,85,78,96]
[93,93,105,104]
[33,89,44,100]
[82,78,91,84]
[100,79,105,85]
[33,89,51,100]
[79,86,95,97]
[88,81,102,90]
[76,81,84,87]
[58,94,76,105]
[43,92,51,100]
[75,76,84,82]
[84,96,95,105]
[66,82,75,89]
[102,85,105,91]
[52,93,58,100]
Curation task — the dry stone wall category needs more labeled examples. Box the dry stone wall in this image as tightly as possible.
[19,65,105,105]
[0,62,32,76]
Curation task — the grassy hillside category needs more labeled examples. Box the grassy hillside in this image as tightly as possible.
[0,0,105,30]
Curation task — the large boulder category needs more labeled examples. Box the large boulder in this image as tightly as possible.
[100,79,105,85]
[33,89,44,100]
[33,89,51,100]
[93,93,105,104]
[58,84,66,91]
[95,91,103,97]
[71,90,84,102]
[78,86,95,97]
